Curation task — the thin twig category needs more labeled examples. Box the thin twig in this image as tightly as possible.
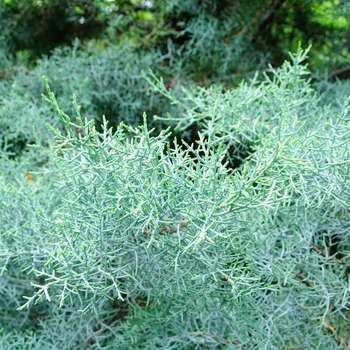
[327,65,350,80]
[311,245,344,264]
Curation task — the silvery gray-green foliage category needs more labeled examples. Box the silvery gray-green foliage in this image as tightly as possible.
[96,0,270,82]
[0,48,349,349]
[316,77,350,112]
[0,38,189,159]
[146,46,349,165]
[163,0,269,79]
[0,88,57,159]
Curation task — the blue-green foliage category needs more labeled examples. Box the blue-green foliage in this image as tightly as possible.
[0,39,188,161]
[0,48,349,349]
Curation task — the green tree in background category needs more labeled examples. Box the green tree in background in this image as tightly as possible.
[1,0,350,79]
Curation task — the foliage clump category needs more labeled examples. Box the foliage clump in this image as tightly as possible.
[0,47,349,349]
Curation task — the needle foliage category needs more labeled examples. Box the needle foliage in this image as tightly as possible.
[0,46,349,349]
